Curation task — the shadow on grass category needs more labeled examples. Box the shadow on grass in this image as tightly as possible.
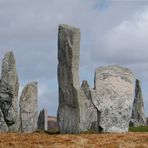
[35,129,60,134]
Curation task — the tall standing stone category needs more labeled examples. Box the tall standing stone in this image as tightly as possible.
[57,24,80,134]
[0,51,19,131]
[130,79,146,126]
[79,80,99,132]
[19,82,38,133]
[38,109,48,131]
[92,65,135,132]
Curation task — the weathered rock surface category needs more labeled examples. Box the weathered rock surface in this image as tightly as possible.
[38,109,48,131]
[57,24,80,134]
[19,82,38,133]
[0,80,8,132]
[0,109,8,132]
[0,51,19,131]
[130,79,146,127]
[79,80,99,132]
[92,65,135,132]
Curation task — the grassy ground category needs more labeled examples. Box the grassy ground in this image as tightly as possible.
[129,126,148,132]
[0,132,148,148]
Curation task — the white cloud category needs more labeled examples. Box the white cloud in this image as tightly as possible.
[96,7,148,75]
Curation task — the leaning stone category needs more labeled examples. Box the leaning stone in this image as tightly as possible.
[38,109,48,131]
[57,24,80,134]
[19,82,38,133]
[92,65,135,132]
[79,80,99,132]
[130,79,146,127]
[0,51,19,131]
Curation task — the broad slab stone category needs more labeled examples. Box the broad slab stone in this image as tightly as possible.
[0,51,19,131]
[38,109,48,131]
[130,79,146,127]
[57,24,80,134]
[20,82,38,133]
[92,65,135,132]
[79,80,99,132]
[0,109,8,132]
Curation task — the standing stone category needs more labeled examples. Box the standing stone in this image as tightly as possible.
[19,82,38,133]
[38,109,48,131]
[130,79,146,127]
[146,118,148,125]
[0,80,8,132]
[57,24,80,134]
[0,109,8,132]
[0,51,19,131]
[92,65,135,132]
[79,80,99,132]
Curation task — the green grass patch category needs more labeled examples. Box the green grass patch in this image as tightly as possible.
[129,126,148,132]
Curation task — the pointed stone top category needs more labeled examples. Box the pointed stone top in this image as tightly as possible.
[3,51,15,64]
[26,81,38,87]
[59,24,80,32]
[135,79,142,92]
[81,80,89,88]
[42,108,47,113]
[136,79,141,85]
[5,51,14,56]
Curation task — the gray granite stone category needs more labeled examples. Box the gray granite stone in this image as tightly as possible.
[57,24,80,134]
[79,80,99,132]
[92,65,135,132]
[38,109,48,131]
[0,51,19,131]
[19,82,38,133]
[130,79,146,127]
[0,109,8,132]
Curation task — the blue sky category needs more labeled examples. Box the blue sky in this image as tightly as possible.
[0,0,148,116]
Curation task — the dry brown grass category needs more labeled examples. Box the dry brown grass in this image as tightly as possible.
[0,132,148,148]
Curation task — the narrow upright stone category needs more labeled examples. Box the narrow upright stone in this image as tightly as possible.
[19,82,38,133]
[92,65,135,132]
[79,80,99,132]
[57,24,80,134]
[38,109,48,131]
[0,51,19,131]
[130,79,146,126]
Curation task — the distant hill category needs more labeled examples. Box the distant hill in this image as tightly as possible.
[48,116,59,129]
